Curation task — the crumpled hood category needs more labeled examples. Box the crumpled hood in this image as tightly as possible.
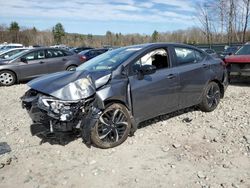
[28,70,111,100]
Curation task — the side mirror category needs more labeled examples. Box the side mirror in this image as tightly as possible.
[4,55,9,59]
[228,52,233,56]
[137,64,156,80]
[20,57,28,63]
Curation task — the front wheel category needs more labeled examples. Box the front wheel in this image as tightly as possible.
[0,70,16,86]
[199,82,221,112]
[91,103,131,149]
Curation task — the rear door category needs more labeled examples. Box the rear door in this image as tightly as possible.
[18,49,47,79]
[45,49,68,73]
[128,47,180,123]
[173,46,209,108]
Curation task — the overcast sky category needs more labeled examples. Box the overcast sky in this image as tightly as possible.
[0,0,202,35]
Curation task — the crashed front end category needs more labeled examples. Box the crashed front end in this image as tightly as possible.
[21,72,104,145]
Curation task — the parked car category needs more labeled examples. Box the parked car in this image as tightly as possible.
[0,48,86,86]
[21,43,228,149]
[0,48,27,59]
[201,48,219,58]
[224,43,250,79]
[0,43,23,52]
[219,46,241,59]
[70,47,93,54]
[79,48,109,62]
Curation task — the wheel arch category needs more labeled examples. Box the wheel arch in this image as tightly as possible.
[66,64,78,70]
[103,99,137,136]
[209,79,225,98]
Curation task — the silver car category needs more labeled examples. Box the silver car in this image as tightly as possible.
[0,48,85,86]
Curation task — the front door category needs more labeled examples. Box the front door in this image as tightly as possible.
[18,49,48,79]
[128,48,180,123]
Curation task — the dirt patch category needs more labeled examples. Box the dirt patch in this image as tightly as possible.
[0,84,249,188]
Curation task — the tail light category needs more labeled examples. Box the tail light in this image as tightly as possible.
[220,59,227,67]
[79,55,86,62]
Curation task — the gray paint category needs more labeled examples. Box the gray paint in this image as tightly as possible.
[23,43,228,129]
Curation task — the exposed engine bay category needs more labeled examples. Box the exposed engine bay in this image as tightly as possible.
[21,69,136,147]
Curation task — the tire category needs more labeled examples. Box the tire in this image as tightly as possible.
[0,70,16,86]
[66,65,77,71]
[91,103,132,149]
[199,82,221,112]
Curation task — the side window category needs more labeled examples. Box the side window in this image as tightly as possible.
[46,50,54,58]
[89,50,96,56]
[54,50,64,57]
[174,47,205,66]
[132,48,169,73]
[174,47,196,65]
[24,52,36,60]
[37,50,45,59]
[195,50,205,62]
[63,50,73,56]
[23,50,45,60]
[46,49,64,58]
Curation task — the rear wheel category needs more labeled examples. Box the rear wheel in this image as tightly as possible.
[66,65,77,71]
[199,82,221,112]
[91,103,131,149]
[0,70,16,86]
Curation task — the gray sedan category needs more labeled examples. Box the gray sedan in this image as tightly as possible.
[22,43,228,148]
[0,48,85,86]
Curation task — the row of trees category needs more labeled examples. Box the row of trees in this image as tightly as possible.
[0,0,250,48]
[197,0,250,45]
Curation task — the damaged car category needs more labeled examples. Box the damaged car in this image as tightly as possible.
[21,43,228,149]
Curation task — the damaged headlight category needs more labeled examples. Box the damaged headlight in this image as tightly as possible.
[38,96,80,121]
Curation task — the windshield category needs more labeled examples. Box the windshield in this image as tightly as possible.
[7,49,29,60]
[77,47,141,72]
[235,45,250,55]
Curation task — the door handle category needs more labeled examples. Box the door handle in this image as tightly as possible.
[62,58,67,61]
[166,74,176,79]
[39,61,45,64]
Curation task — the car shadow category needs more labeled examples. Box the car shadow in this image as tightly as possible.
[34,107,198,147]
[138,106,198,129]
[35,132,81,146]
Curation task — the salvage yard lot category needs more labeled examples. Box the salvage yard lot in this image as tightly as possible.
[0,83,249,188]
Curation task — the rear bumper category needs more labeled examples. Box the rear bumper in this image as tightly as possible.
[228,63,250,77]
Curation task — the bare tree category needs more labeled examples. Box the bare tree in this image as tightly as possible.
[196,3,213,45]
[242,0,250,42]
[227,0,235,44]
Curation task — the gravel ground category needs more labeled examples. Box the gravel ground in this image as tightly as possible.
[0,82,249,188]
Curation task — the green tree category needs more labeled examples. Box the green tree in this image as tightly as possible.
[52,23,65,44]
[9,21,20,42]
[151,30,159,42]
